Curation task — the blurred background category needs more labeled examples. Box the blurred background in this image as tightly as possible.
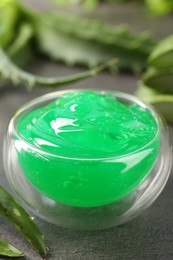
[1,0,173,259]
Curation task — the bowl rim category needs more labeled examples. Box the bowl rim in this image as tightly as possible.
[8,89,161,161]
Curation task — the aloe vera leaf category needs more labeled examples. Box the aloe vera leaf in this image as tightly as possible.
[45,12,155,54]
[7,23,33,65]
[36,27,144,73]
[0,47,114,89]
[0,238,24,257]
[0,0,19,49]
[135,83,173,123]
[34,14,151,73]
[0,186,48,259]
[35,23,118,68]
[143,68,173,94]
[148,35,173,69]
[17,5,155,72]
[7,23,34,68]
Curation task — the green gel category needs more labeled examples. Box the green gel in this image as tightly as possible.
[17,91,160,207]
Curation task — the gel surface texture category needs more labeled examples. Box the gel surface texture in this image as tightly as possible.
[17,91,160,207]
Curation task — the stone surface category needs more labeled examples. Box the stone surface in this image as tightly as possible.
[0,1,173,259]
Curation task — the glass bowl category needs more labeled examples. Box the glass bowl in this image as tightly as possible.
[3,89,172,230]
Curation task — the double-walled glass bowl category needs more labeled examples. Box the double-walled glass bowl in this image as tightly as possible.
[3,90,172,230]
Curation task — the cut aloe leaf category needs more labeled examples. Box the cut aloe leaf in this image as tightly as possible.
[0,186,48,259]
[143,68,173,94]
[33,12,155,73]
[0,238,24,257]
[135,83,173,123]
[148,35,173,69]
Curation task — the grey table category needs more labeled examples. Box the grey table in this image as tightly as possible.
[0,1,173,259]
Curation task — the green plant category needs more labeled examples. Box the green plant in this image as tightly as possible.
[0,186,48,258]
[0,0,156,92]
[0,0,112,90]
[136,35,173,122]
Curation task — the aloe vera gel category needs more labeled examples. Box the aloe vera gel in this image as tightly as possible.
[17,91,160,207]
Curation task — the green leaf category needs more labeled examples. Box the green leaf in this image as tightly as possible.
[0,238,24,257]
[34,12,155,73]
[143,68,173,94]
[148,35,173,69]
[135,83,173,123]
[7,23,34,67]
[45,13,155,54]
[0,186,48,258]
[0,47,114,89]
